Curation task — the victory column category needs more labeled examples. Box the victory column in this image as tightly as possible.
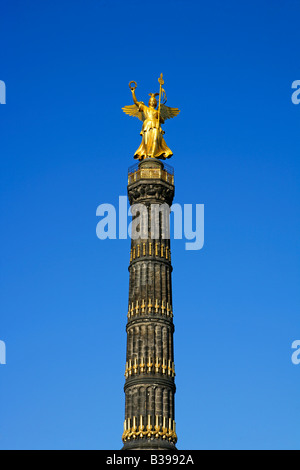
[122,75,180,450]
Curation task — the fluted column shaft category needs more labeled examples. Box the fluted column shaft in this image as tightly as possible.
[122,159,177,450]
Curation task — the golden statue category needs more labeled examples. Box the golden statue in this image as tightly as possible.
[122,74,180,160]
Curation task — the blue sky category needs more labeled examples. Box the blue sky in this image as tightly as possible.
[0,0,300,450]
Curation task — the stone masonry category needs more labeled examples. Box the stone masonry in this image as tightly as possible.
[122,158,177,450]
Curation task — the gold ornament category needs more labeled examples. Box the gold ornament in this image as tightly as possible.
[122,74,180,160]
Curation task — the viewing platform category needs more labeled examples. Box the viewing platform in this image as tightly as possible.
[128,160,174,186]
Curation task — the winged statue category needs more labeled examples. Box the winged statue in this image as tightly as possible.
[122,75,180,160]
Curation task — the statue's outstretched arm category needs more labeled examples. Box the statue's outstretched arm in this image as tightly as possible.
[131,89,139,107]
[122,82,144,121]
[128,81,141,108]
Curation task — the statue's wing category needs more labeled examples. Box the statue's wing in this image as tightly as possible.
[160,104,180,121]
[122,104,143,121]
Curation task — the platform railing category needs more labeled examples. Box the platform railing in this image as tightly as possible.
[128,162,174,185]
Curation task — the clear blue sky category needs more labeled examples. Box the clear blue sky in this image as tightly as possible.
[0,0,299,450]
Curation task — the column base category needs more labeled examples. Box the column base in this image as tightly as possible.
[122,438,177,451]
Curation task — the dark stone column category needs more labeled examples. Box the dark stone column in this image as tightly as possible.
[122,159,177,450]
